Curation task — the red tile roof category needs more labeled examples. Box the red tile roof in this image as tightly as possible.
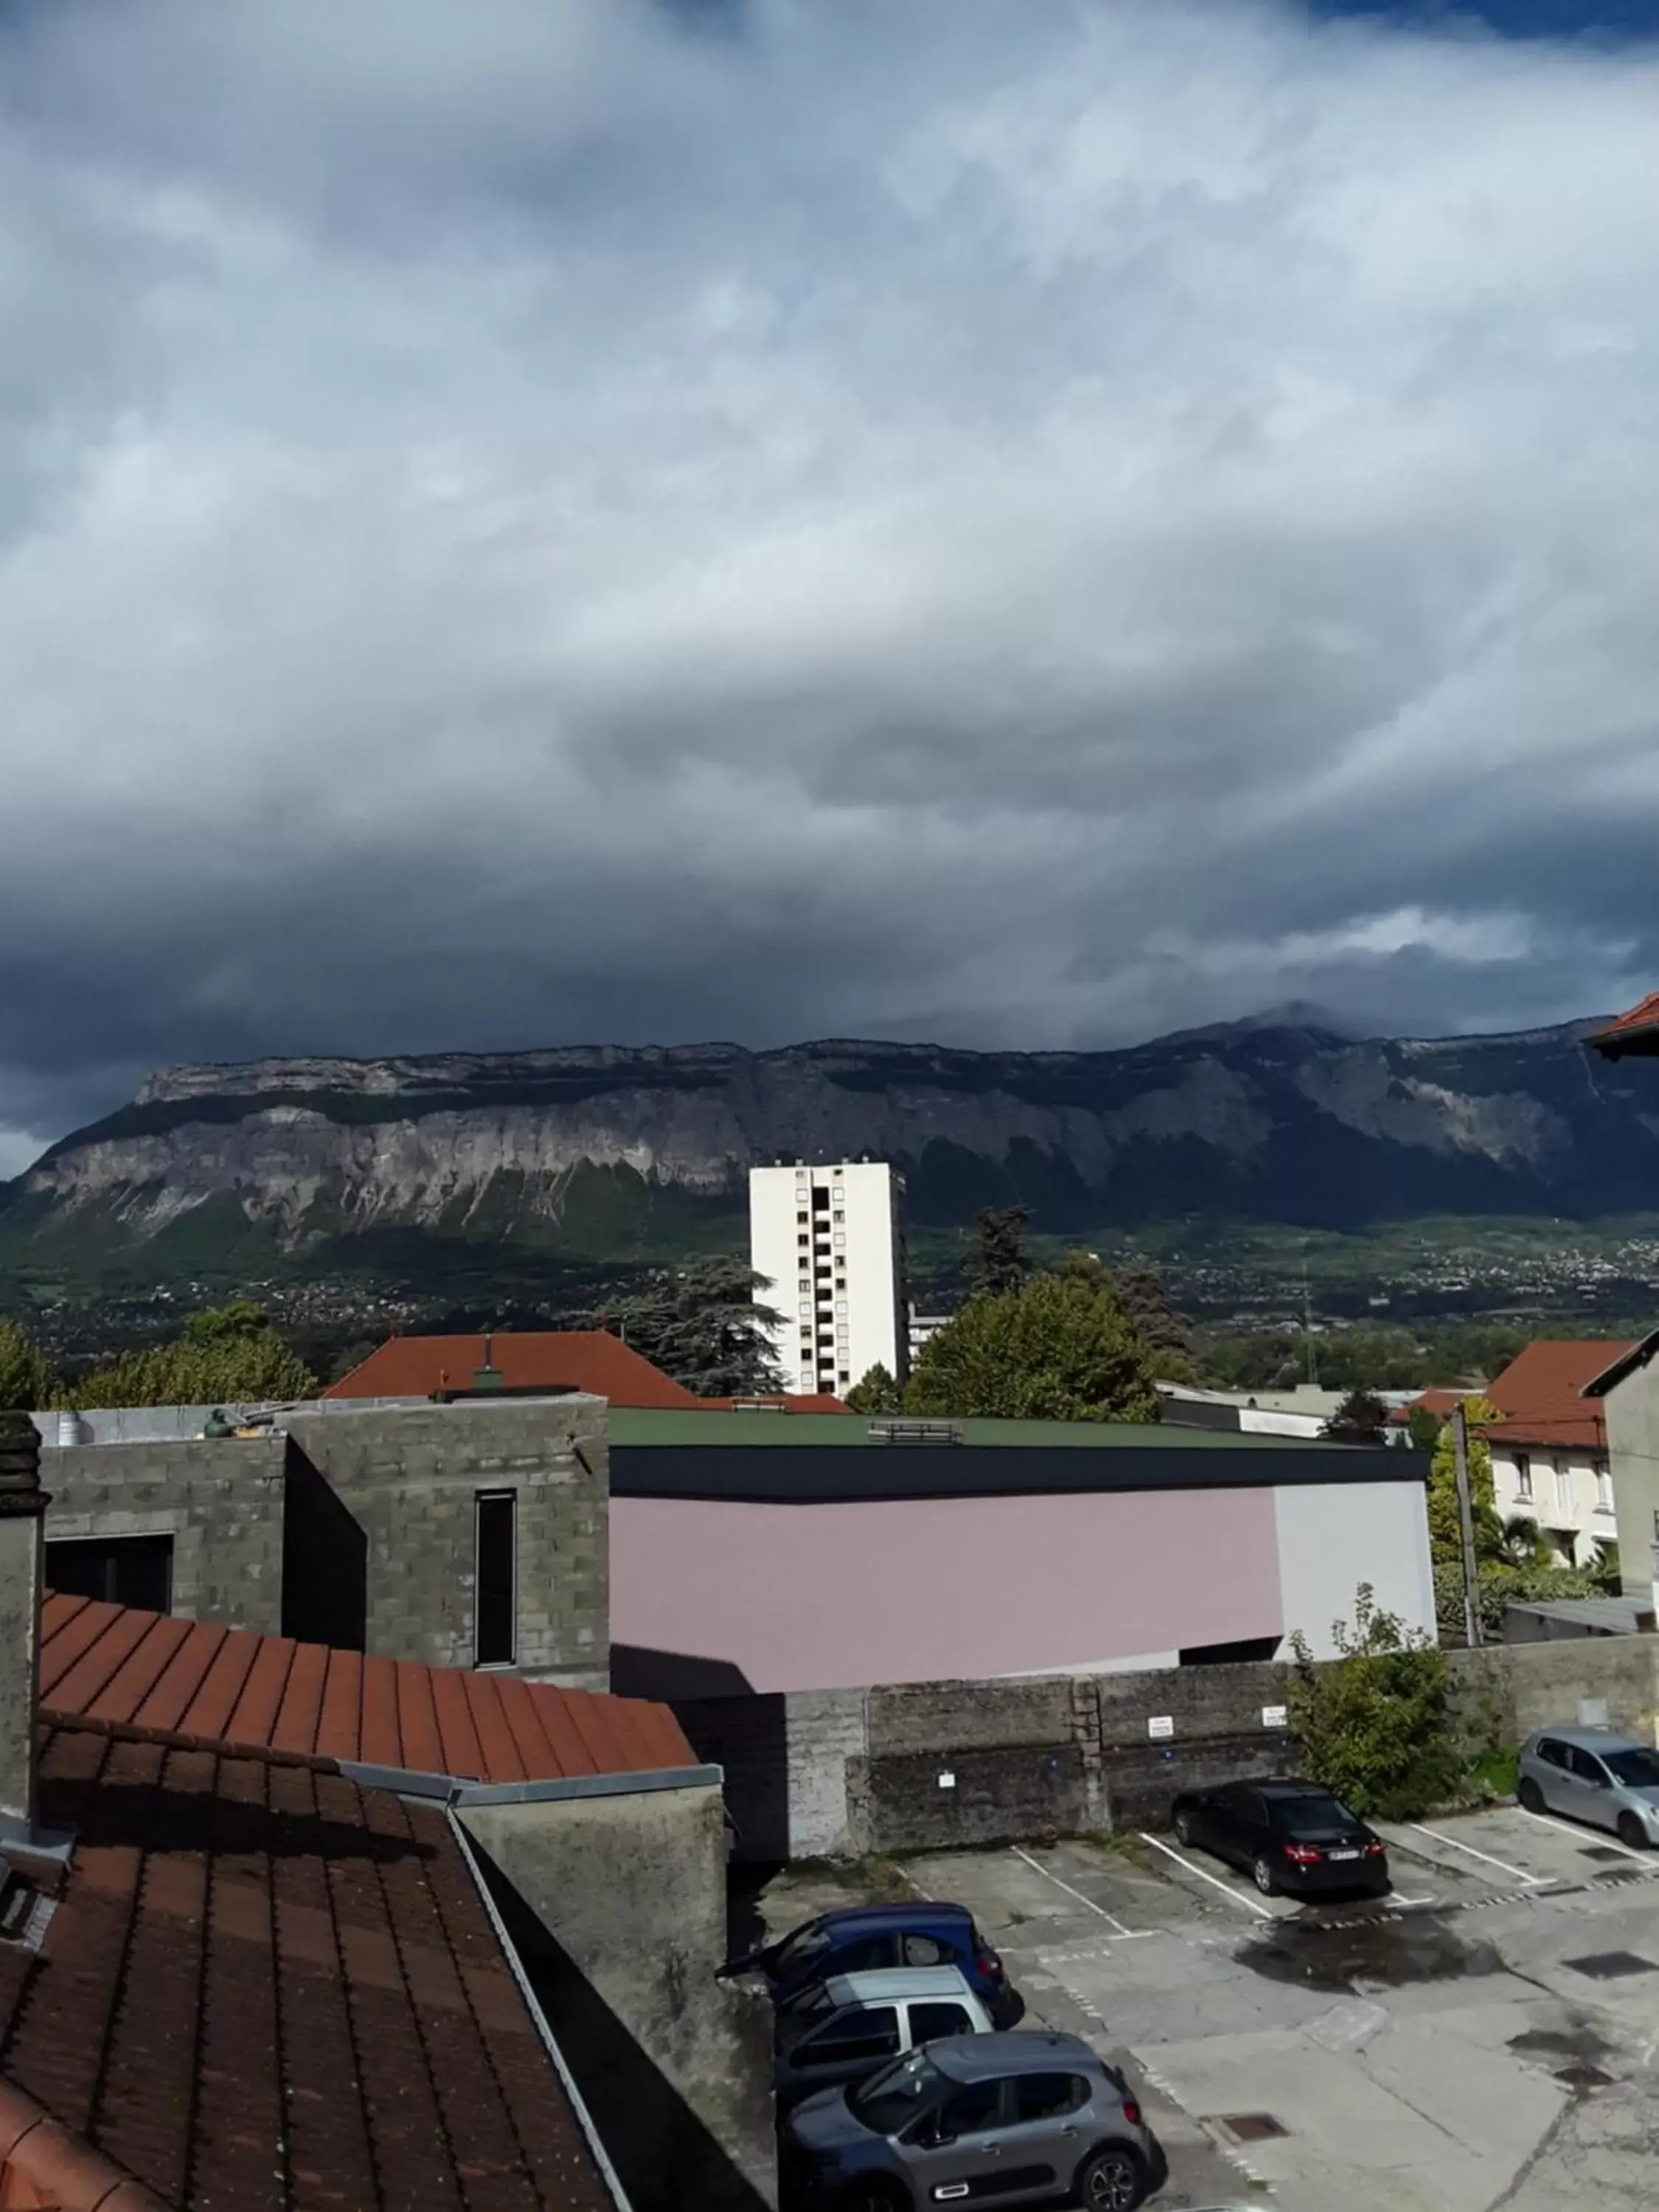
[324,1328,704,1407]
[0,1723,615,2212]
[1587,992,1659,1057]
[0,2080,164,2212]
[1454,1338,1632,1451]
[41,1591,695,1784]
[1385,1387,1475,1427]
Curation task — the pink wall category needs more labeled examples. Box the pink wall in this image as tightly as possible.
[610,1489,1283,1694]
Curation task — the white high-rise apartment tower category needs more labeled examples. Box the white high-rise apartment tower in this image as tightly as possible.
[749,1161,908,1398]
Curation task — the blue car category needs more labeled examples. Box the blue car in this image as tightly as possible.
[725,1902,1023,2028]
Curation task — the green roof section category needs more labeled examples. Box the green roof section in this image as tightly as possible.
[607,1408,1304,1449]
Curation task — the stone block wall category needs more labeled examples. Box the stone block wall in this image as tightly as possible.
[42,1399,611,1691]
[687,1632,1659,1863]
[44,1433,289,1634]
[293,1400,609,1687]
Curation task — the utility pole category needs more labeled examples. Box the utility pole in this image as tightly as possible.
[1453,1403,1483,1648]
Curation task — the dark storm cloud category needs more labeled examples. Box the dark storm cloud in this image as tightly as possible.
[2,0,1658,1172]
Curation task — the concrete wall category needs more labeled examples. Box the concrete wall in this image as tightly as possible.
[41,1399,611,1688]
[615,1476,1439,1693]
[44,1433,289,1634]
[289,1400,609,1687]
[681,1632,1659,1863]
[1273,1481,1436,1660]
[462,1783,774,2211]
[1604,1362,1659,1598]
[1489,1441,1616,1565]
[613,1488,1287,1693]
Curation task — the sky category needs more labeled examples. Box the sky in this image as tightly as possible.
[2,0,1658,1175]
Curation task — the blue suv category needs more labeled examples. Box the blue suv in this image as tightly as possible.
[724,1903,1023,2028]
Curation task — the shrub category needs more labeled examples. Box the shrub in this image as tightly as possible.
[1287,1585,1463,1820]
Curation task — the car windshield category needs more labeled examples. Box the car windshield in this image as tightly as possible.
[772,1923,832,1972]
[778,1982,835,2023]
[1273,1794,1360,1835]
[1603,1747,1659,1788]
[851,2049,943,2136]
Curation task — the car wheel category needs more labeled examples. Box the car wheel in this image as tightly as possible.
[1517,1777,1545,1815]
[1173,1809,1194,1846]
[1618,1812,1649,1851]
[1077,2143,1148,2211]
[1253,1854,1279,1896]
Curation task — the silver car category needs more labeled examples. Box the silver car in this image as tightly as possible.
[780,2028,1166,2211]
[1517,1726,1659,1848]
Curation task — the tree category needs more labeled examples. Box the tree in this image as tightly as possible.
[1592,1537,1621,1593]
[1287,1585,1463,1820]
[844,1363,902,1413]
[63,1304,317,1410]
[598,1257,783,1398]
[0,1318,51,1413]
[1112,1264,1192,1369]
[905,1271,1160,1423]
[1323,1389,1390,1444]
[1426,1398,1502,1568]
[967,1206,1032,1298]
[1406,1403,1444,1453]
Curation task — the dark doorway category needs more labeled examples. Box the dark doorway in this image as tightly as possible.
[46,1534,173,1613]
[475,1490,517,1666]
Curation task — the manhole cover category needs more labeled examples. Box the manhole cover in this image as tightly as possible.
[1565,1951,1656,1980]
[1210,2114,1290,2143]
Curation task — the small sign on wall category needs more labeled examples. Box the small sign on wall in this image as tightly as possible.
[1262,1705,1288,1730]
[1147,1716,1174,1741]
[937,1770,956,1790]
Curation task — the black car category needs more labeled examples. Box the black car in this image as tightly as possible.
[1169,1778,1390,1897]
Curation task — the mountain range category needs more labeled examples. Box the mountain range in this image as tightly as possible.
[4,1012,1659,1295]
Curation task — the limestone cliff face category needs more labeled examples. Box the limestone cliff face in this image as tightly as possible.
[7,1018,1655,1259]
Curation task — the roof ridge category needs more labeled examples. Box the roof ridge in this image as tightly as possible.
[0,2076,168,2212]
[43,1707,342,1774]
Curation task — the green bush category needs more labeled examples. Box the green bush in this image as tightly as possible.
[1287,1585,1463,1820]
[1433,1558,1600,1641]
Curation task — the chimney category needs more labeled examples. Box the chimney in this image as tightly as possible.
[0,1415,49,1839]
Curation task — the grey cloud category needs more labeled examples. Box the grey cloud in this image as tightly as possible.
[1,0,1658,1165]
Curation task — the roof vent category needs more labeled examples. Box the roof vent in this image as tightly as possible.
[868,1419,961,1447]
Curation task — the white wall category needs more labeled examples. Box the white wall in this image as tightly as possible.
[749,1161,905,1397]
[1273,1480,1437,1658]
[1489,1444,1615,1564]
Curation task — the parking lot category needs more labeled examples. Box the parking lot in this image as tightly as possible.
[758,1801,1659,2211]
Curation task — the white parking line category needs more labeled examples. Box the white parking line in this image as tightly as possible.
[1008,1846,1147,1937]
[1524,1809,1658,1866]
[1138,1832,1275,1919]
[1408,1821,1554,1887]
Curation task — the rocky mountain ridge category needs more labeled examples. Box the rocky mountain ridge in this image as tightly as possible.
[5,1017,1658,1281]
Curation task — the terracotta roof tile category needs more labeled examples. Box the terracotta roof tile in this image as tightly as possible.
[41,1593,695,1784]
[1475,1338,1630,1447]
[0,1725,615,2212]
[321,1327,853,1412]
[1587,992,1659,1054]
[324,1328,703,1408]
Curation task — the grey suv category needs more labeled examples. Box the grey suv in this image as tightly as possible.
[780,2029,1165,2211]
[1517,1726,1659,1846]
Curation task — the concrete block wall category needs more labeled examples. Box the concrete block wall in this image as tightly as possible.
[44,1433,289,1634]
[288,1399,610,1687]
[41,1399,611,1691]
[688,1632,1659,1863]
